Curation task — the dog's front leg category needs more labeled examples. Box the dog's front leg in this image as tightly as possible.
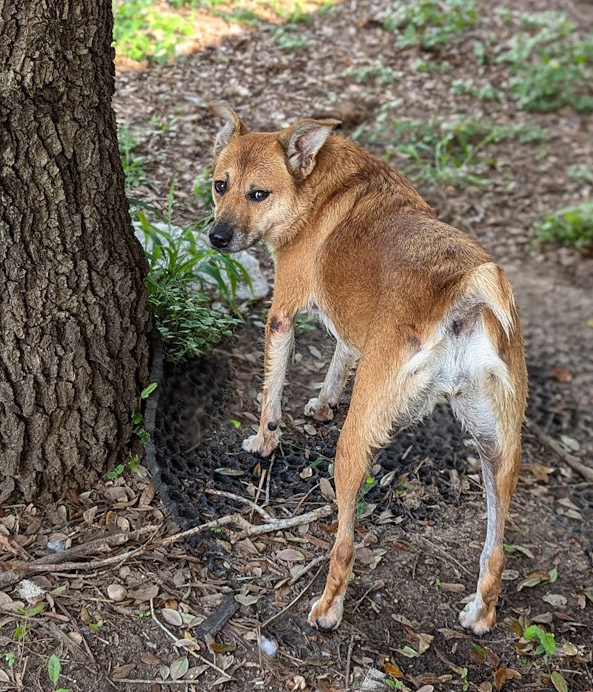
[242,307,296,458]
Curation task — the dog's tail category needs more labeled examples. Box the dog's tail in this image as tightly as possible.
[455,262,516,339]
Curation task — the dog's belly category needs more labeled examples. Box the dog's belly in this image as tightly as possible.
[307,297,364,352]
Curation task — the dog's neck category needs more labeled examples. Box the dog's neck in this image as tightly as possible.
[267,135,433,256]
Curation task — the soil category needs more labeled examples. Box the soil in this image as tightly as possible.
[1,0,592,691]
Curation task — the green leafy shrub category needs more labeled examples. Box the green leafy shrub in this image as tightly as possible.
[113,0,196,63]
[387,117,548,187]
[381,0,477,50]
[498,12,593,112]
[451,78,503,101]
[345,62,395,85]
[535,201,593,253]
[133,191,251,362]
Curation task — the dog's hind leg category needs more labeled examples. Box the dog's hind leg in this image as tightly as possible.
[308,329,422,630]
[304,338,357,422]
[450,314,526,635]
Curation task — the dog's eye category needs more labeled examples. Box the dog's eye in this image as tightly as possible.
[214,180,227,195]
[248,190,270,202]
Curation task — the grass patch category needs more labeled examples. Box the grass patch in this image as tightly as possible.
[113,0,338,62]
[113,0,197,63]
[345,61,395,85]
[451,78,503,101]
[271,24,311,52]
[385,117,549,187]
[497,12,593,112]
[381,0,477,50]
[534,201,593,253]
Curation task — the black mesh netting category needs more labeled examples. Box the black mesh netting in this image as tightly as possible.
[144,317,589,557]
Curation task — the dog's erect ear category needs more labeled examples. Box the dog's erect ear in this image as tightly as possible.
[210,102,249,157]
[279,118,341,178]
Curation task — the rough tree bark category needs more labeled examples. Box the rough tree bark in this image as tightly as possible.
[0,1,151,502]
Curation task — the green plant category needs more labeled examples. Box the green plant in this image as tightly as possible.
[296,312,318,334]
[129,382,158,447]
[118,124,148,190]
[523,625,556,656]
[107,455,140,480]
[133,185,251,362]
[534,201,593,252]
[412,57,451,73]
[193,169,213,208]
[381,0,477,50]
[48,653,69,692]
[271,25,310,52]
[113,0,197,63]
[451,78,503,101]
[498,12,593,112]
[345,62,395,85]
[567,164,593,185]
[384,117,550,187]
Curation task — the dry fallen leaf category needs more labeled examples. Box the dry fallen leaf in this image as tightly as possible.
[276,548,305,562]
[319,477,335,501]
[113,663,136,680]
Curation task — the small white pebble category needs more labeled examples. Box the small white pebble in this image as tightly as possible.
[259,635,278,658]
[107,583,128,602]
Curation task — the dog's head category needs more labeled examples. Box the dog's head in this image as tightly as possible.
[207,103,340,252]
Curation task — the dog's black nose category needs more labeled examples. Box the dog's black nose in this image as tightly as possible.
[209,222,233,249]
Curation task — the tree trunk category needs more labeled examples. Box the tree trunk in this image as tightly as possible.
[0,1,151,502]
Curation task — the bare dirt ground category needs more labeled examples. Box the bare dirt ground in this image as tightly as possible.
[1,0,592,690]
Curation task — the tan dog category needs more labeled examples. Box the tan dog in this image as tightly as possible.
[208,104,527,635]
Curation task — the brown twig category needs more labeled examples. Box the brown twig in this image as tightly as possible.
[261,560,327,628]
[203,488,274,521]
[232,504,333,542]
[526,420,593,482]
[410,535,473,578]
[345,632,355,691]
[288,554,327,586]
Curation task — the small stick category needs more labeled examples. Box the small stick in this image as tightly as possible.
[411,535,473,578]
[22,548,142,574]
[261,560,327,628]
[204,489,274,521]
[232,504,333,542]
[526,420,593,482]
[113,680,200,686]
[345,632,355,691]
[288,554,327,586]
[149,599,232,681]
[155,513,249,548]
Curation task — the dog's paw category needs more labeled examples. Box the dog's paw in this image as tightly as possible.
[241,432,279,458]
[308,596,344,631]
[458,600,495,636]
[304,398,334,422]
